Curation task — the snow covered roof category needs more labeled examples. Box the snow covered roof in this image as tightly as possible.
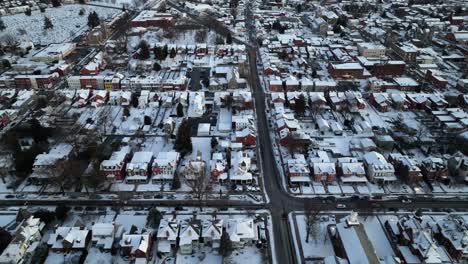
[33,143,73,167]
[157,219,179,241]
[226,218,257,243]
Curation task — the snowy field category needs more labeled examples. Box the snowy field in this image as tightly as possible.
[0,4,120,45]
[292,213,336,260]
[90,0,143,9]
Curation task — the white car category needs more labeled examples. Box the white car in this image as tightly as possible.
[336,204,347,209]
[401,199,412,204]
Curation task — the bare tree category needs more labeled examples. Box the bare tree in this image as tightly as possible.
[185,169,212,209]
[0,167,8,184]
[304,203,321,243]
[50,160,68,194]
[0,34,19,53]
[195,30,208,43]
[309,102,324,119]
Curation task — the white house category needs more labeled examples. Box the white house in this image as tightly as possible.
[157,219,180,254]
[91,223,116,251]
[202,218,223,249]
[363,151,396,182]
[179,219,201,255]
[0,216,45,264]
[229,151,253,184]
[226,218,258,248]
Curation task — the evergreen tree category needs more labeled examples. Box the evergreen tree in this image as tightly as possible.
[2,60,11,68]
[154,46,165,60]
[44,16,53,30]
[162,44,168,59]
[79,8,85,16]
[55,205,69,222]
[170,48,176,58]
[226,33,233,44]
[219,229,232,256]
[87,11,100,28]
[0,229,12,254]
[25,8,32,16]
[175,118,192,154]
[123,107,130,117]
[0,19,5,31]
[51,0,61,7]
[79,0,86,3]
[147,208,163,228]
[153,62,161,71]
[39,6,46,13]
[172,174,181,189]
[138,40,150,60]
[296,4,302,13]
[293,94,306,115]
[177,102,184,117]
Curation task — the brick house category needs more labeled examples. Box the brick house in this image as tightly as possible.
[100,146,131,181]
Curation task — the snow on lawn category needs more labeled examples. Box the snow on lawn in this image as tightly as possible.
[224,246,265,264]
[0,214,16,228]
[359,215,395,259]
[90,0,141,9]
[0,5,119,45]
[294,214,336,259]
[114,212,147,231]
[84,248,112,264]
[175,247,222,264]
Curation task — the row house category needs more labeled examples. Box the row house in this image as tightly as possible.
[80,52,106,75]
[392,43,419,62]
[120,231,154,260]
[388,154,423,183]
[179,219,202,255]
[363,151,396,183]
[151,151,180,183]
[157,217,256,255]
[90,90,109,106]
[312,162,336,182]
[327,91,348,111]
[235,127,257,146]
[372,61,406,77]
[369,93,391,112]
[100,146,132,181]
[286,154,310,186]
[232,91,253,109]
[327,63,364,79]
[336,158,367,184]
[125,152,153,184]
[130,11,175,28]
[278,127,312,150]
[420,157,449,182]
[434,217,468,262]
[211,152,228,182]
[393,77,420,91]
[0,217,45,264]
[30,143,74,185]
[14,73,59,89]
[48,227,91,253]
[425,69,448,89]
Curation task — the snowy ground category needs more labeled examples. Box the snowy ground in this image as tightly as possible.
[291,213,336,260]
[291,212,399,262]
[0,4,120,45]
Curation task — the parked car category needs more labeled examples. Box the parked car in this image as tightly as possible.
[336,204,347,209]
